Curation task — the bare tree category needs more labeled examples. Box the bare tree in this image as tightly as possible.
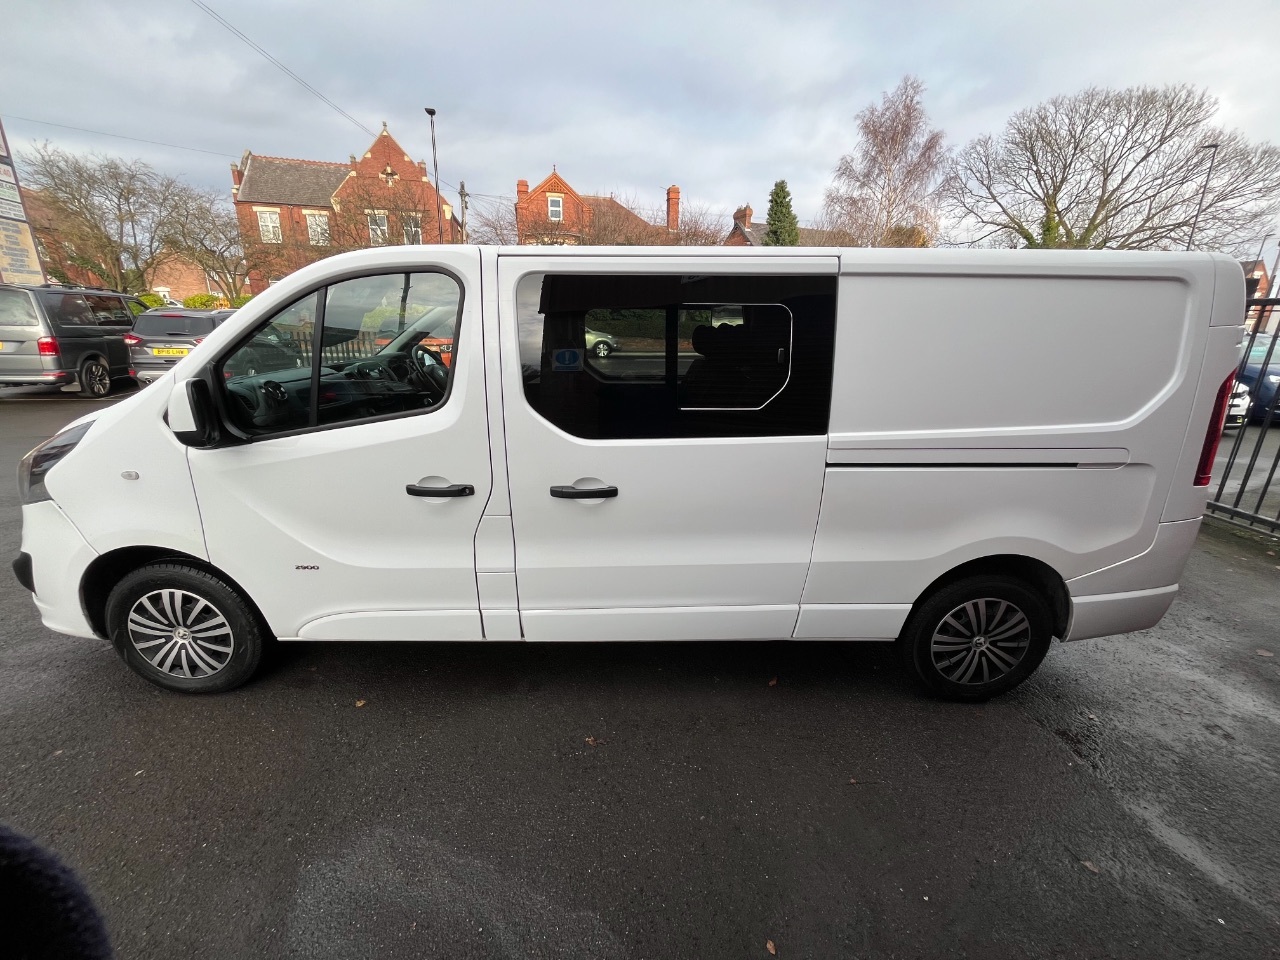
[671,201,728,246]
[822,76,947,247]
[468,196,520,245]
[19,143,190,292]
[165,189,246,299]
[944,84,1280,250]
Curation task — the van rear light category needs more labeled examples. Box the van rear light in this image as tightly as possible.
[1194,373,1235,486]
[123,333,142,347]
[37,337,60,356]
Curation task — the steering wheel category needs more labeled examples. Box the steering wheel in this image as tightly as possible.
[409,344,449,400]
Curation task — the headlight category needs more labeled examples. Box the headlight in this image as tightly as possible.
[17,422,93,505]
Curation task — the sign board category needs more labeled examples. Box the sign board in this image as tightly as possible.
[0,116,46,285]
[0,217,44,284]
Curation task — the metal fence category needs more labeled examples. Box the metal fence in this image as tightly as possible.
[1208,297,1280,533]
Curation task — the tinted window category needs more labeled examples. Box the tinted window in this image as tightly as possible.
[133,314,218,337]
[219,272,461,437]
[517,273,836,439]
[38,292,94,326]
[86,295,133,326]
[0,289,39,327]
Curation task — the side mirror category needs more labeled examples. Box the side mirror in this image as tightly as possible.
[168,378,221,448]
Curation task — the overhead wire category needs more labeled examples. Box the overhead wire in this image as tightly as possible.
[0,114,238,159]
[188,0,377,141]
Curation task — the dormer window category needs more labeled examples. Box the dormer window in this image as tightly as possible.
[547,196,563,222]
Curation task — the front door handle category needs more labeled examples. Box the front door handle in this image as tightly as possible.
[550,485,618,499]
[406,483,474,497]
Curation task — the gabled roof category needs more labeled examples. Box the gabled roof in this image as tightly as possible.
[728,219,828,246]
[237,155,350,207]
[581,194,655,230]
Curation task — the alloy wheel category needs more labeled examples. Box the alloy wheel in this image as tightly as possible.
[84,362,110,396]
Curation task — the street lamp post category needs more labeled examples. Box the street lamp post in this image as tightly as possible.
[424,107,445,244]
[1185,142,1220,251]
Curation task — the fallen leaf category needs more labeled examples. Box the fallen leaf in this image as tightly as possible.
[767,677,778,687]
[1082,860,1100,874]
[1257,650,1274,658]
[355,700,366,707]
[585,736,606,747]
[766,940,777,955]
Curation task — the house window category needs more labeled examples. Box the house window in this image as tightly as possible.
[256,210,282,243]
[305,212,330,246]
[367,212,389,245]
[403,215,422,245]
[547,196,563,222]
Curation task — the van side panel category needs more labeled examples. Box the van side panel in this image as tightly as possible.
[800,252,1227,639]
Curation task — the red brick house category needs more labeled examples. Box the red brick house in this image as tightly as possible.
[233,124,461,293]
[514,169,680,245]
[723,204,828,246]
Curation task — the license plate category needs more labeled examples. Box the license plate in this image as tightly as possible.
[152,347,189,357]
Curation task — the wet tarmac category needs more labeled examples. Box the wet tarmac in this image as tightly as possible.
[2,388,1278,959]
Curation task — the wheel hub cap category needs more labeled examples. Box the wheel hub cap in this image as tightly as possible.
[127,589,234,679]
[930,599,1030,685]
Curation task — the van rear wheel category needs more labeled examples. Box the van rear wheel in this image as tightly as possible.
[105,563,265,693]
[77,358,111,398]
[900,575,1053,701]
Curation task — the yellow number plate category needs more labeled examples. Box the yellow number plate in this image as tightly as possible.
[152,347,189,357]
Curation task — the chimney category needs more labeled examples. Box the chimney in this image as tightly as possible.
[666,185,680,232]
[516,179,529,203]
[349,154,358,172]
[733,204,753,228]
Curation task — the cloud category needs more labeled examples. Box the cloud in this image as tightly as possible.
[3,0,1278,230]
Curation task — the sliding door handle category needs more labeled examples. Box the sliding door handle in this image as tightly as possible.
[550,485,618,499]
[407,483,474,497]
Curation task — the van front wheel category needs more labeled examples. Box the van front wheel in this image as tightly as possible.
[105,563,265,693]
[900,575,1053,701]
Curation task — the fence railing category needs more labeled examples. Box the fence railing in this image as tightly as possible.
[1208,298,1280,533]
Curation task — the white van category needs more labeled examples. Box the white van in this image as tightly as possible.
[13,247,1244,699]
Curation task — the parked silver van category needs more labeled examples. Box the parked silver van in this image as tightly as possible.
[13,247,1245,699]
[0,284,146,397]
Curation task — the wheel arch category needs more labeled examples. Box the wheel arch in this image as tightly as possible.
[81,546,270,640]
[904,554,1070,641]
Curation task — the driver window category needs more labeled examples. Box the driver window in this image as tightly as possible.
[219,272,461,437]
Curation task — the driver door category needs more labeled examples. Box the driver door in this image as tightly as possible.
[186,256,493,641]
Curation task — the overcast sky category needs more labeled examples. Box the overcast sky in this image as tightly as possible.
[4,0,1280,252]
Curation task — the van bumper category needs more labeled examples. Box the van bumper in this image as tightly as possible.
[19,501,99,639]
[1064,585,1179,642]
[0,372,75,386]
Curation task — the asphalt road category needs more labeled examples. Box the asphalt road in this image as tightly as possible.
[2,387,1279,960]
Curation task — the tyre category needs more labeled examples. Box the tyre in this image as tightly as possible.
[899,574,1053,701]
[105,563,266,693]
[593,341,613,357]
[77,358,111,398]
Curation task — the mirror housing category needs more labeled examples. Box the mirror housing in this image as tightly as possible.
[168,378,220,448]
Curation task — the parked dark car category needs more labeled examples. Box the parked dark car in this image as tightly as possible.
[1238,334,1280,423]
[0,283,147,397]
[127,309,231,385]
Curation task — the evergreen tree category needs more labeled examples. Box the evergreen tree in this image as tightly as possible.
[763,180,800,246]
